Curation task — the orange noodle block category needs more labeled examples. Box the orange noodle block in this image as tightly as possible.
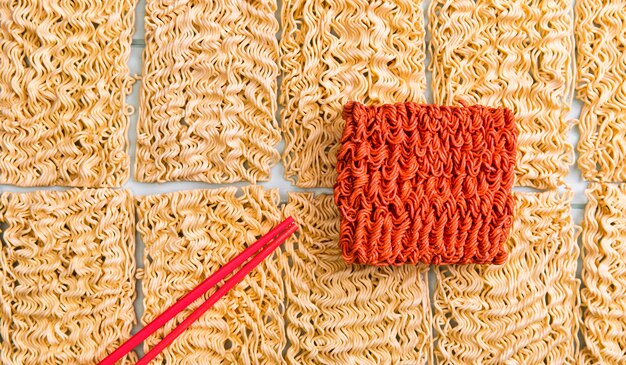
[335,102,517,266]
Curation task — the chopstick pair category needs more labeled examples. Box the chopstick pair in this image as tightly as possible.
[98,217,298,365]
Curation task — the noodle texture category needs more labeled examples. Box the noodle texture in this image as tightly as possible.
[283,193,432,365]
[280,0,427,188]
[0,189,137,364]
[429,0,575,189]
[575,0,626,182]
[580,183,626,364]
[136,0,280,183]
[434,191,580,364]
[0,0,136,187]
[136,186,285,364]
[335,102,517,266]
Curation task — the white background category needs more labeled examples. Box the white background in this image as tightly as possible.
[0,0,589,356]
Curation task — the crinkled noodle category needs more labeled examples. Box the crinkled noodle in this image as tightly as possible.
[335,102,517,266]
[280,0,427,188]
[575,0,626,182]
[136,0,280,183]
[580,183,626,364]
[283,193,432,365]
[0,189,137,364]
[429,0,575,189]
[0,0,136,187]
[136,186,285,364]
[434,191,580,364]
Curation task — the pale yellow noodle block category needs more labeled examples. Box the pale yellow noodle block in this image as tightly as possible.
[280,0,427,188]
[0,189,137,364]
[283,193,432,365]
[580,183,626,364]
[434,191,580,365]
[0,0,136,187]
[576,1,626,182]
[136,0,280,183]
[429,0,574,189]
[137,186,285,364]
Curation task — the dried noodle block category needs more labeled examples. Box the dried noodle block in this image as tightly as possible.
[429,0,574,189]
[136,0,280,183]
[283,193,432,365]
[0,189,136,364]
[280,0,427,187]
[335,102,517,266]
[137,186,284,364]
[433,191,580,365]
[0,0,136,187]
[575,1,626,182]
[580,183,626,365]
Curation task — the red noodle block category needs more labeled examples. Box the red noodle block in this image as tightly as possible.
[335,101,517,266]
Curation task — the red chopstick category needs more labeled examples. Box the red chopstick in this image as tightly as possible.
[98,217,298,365]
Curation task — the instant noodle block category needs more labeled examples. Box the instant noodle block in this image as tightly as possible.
[434,191,580,365]
[0,0,137,187]
[282,193,432,365]
[429,0,574,189]
[575,0,626,182]
[136,186,285,364]
[335,102,517,266]
[580,183,626,365]
[0,189,137,364]
[136,0,280,183]
[280,0,427,188]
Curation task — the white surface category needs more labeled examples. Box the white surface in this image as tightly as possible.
[0,0,589,357]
